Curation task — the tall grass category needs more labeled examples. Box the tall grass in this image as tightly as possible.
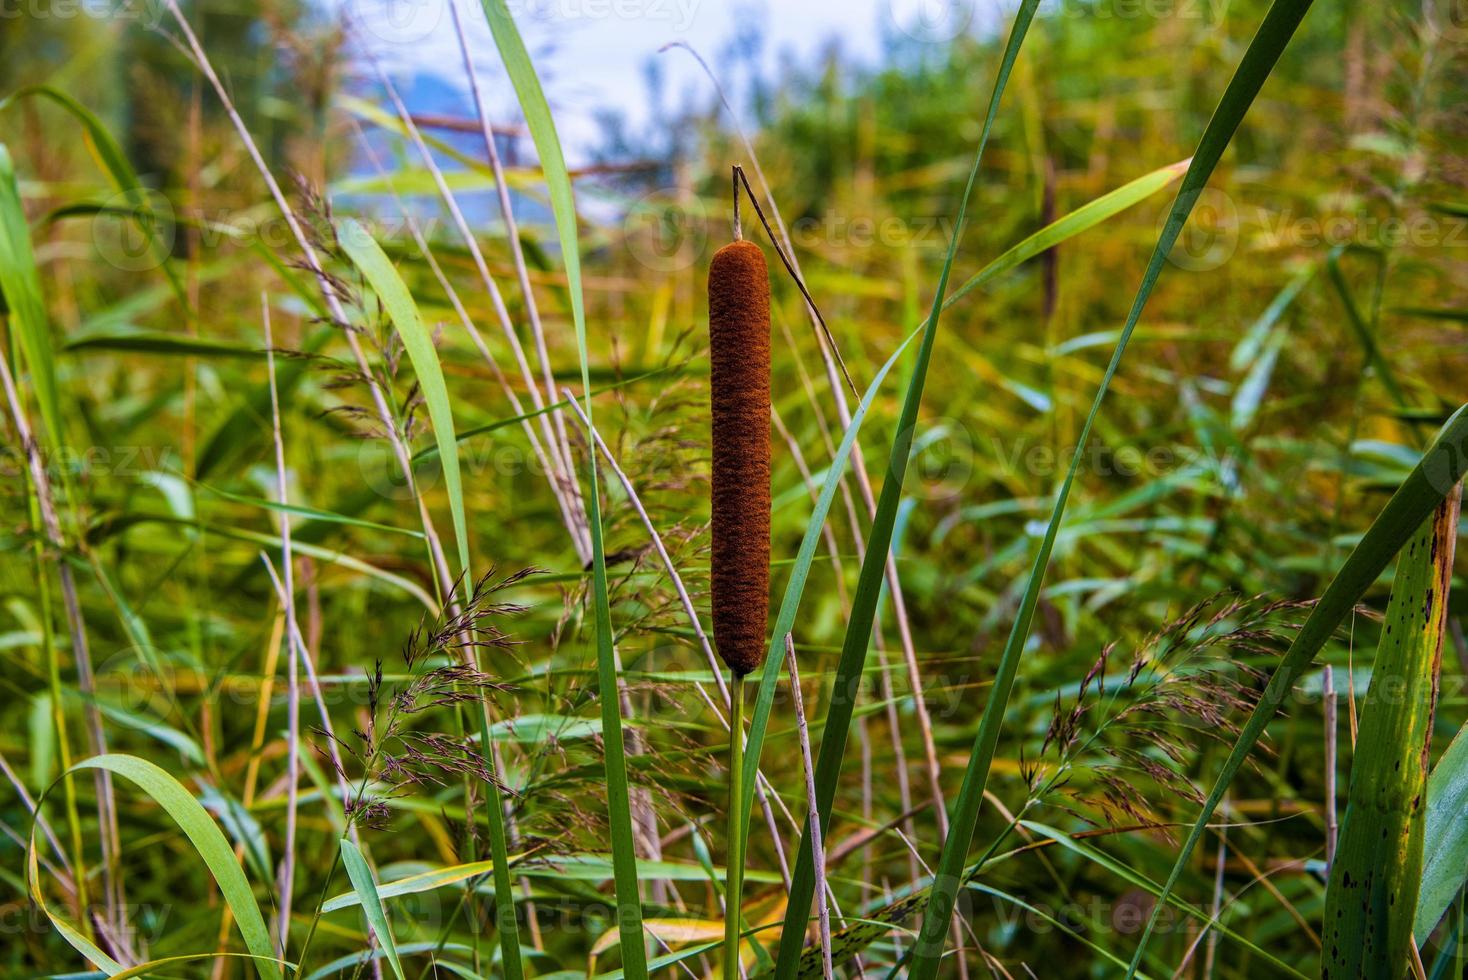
[1,0,1465,977]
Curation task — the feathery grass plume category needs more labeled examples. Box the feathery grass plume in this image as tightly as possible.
[708,237,772,678]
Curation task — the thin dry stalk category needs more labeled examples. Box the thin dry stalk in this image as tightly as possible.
[0,337,125,952]
[348,120,587,560]
[370,62,593,568]
[561,390,797,882]
[1323,664,1338,867]
[161,0,460,610]
[449,0,584,522]
[1203,818,1227,978]
[0,749,69,875]
[785,635,833,980]
[264,299,301,955]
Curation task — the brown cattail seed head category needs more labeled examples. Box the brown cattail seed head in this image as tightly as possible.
[708,239,771,677]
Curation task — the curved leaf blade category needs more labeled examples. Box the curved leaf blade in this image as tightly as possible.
[28,754,282,980]
[771,3,1043,977]
[1416,721,1468,943]
[1325,496,1459,977]
[942,157,1189,311]
[337,217,470,578]
[1131,406,1468,974]
[339,838,407,980]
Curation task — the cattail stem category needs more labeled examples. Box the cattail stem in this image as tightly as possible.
[725,676,746,979]
[711,195,771,979]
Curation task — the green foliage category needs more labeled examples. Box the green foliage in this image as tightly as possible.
[0,1,1464,977]
[1324,498,1458,977]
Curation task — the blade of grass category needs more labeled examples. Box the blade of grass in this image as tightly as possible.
[63,330,265,358]
[941,157,1190,311]
[769,3,1042,975]
[901,0,1320,973]
[337,218,470,579]
[0,86,186,308]
[1324,493,1459,977]
[0,142,64,453]
[1325,244,1410,411]
[1416,722,1468,945]
[1128,406,1468,975]
[27,754,282,980]
[322,855,531,912]
[473,0,643,973]
[338,838,407,980]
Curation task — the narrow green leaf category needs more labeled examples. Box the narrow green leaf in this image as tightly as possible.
[0,85,187,307]
[1131,407,1468,975]
[1325,496,1459,977]
[27,754,282,980]
[821,0,1323,971]
[1392,306,1468,325]
[1416,722,1468,944]
[942,157,1189,310]
[64,329,265,359]
[323,853,530,911]
[472,1,599,974]
[338,838,407,980]
[336,217,470,578]
[772,3,1042,976]
[195,483,426,541]
[0,143,62,450]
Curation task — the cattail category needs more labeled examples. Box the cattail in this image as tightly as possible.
[710,232,771,978]
[708,238,772,677]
